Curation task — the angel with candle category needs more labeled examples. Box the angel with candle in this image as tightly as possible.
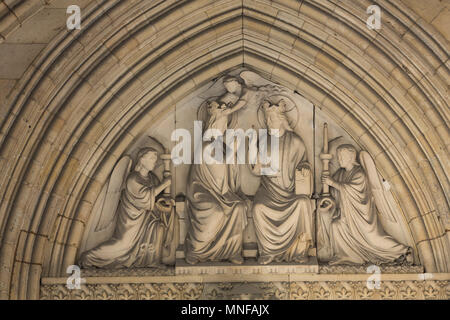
[317,143,413,265]
[79,142,178,268]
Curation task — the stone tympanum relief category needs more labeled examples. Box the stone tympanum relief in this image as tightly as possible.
[78,140,178,268]
[78,70,417,271]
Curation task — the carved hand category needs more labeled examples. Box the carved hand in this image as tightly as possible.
[162,177,172,188]
[297,163,310,177]
[247,85,258,92]
[300,167,310,177]
[155,178,171,195]
[252,162,262,176]
[321,174,334,187]
[318,198,334,211]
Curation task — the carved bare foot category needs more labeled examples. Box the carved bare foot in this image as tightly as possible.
[293,256,309,264]
[257,255,273,265]
[405,247,414,265]
[229,255,244,265]
[185,256,199,265]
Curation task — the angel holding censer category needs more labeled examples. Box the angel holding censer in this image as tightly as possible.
[317,124,413,265]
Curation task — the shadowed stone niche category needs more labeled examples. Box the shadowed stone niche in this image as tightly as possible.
[0,0,448,300]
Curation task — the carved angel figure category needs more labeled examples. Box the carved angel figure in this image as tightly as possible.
[79,147,177,268]
[206,76,249,134]
[317,144,413,265]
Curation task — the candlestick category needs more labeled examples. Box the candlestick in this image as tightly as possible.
[320,123,333,196]
[160,148,172,196]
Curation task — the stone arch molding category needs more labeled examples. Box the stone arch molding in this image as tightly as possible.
[0,0,448,299]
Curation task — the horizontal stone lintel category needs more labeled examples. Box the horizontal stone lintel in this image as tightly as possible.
[41,272,450,285]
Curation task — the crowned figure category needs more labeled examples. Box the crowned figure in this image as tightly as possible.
[251,99,315,265]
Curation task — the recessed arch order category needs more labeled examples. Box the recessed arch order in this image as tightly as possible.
[0,0,448,299]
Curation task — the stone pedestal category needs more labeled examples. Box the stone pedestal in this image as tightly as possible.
[176,242,259,260]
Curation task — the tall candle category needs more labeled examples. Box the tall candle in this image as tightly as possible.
[161,149,172,196]
[324,123,328,153]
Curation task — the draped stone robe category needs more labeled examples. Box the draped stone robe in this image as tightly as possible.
[184,141,249,263]
[219,91,241,193]
[253,131,314,262]
[317,165,409,265]
[79,172,175,268]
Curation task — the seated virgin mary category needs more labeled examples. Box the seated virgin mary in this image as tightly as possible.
[317,144,412,265]
[184,99,250,265]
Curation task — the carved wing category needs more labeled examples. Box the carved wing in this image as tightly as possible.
[360,151,398,222]
[239,70,262,87]
[79,156,132,254]
[239,70,286,94]
[359,151,414,246]
[96,156,132,230]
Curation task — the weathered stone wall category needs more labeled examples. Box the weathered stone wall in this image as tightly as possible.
[0,0,448,299]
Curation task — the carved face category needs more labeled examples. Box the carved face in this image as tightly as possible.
[266,111,283,135]
[140,151,158,171]
[277,99,286,111]
[224,79,240,93]
[337,149,355,169]
[207,101,221,115]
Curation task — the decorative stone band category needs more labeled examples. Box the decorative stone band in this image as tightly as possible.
[41,272,449,300]
[318,264,425,274]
